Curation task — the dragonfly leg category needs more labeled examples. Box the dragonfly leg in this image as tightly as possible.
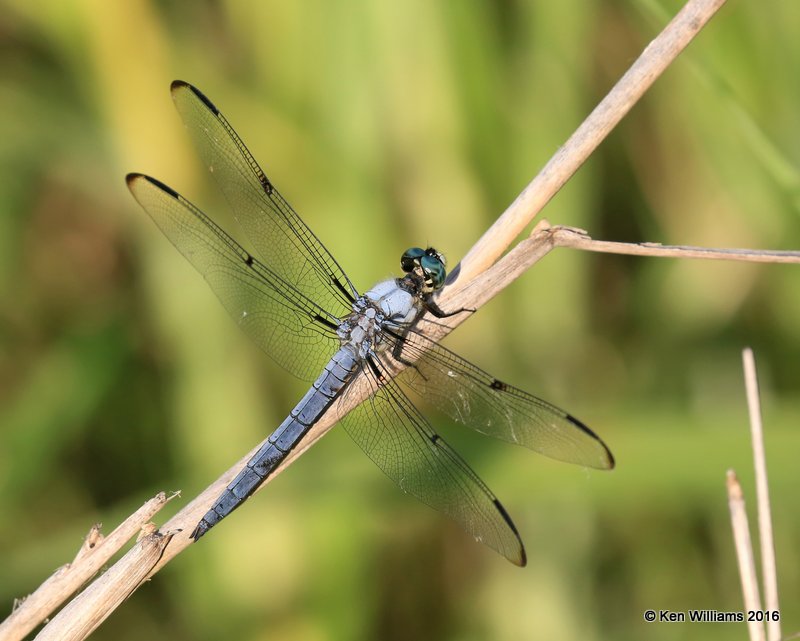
[422,296,475,319]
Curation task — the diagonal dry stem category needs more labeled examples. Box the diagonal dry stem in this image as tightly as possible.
[0,493,174,641]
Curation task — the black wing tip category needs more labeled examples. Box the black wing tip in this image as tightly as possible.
[564,413,616,470]
[492,498,527,567]
[127,173,181,199]
[125,172,143,188]
[171,79,219,115]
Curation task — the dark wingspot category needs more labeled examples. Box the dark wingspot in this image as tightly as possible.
[564,413,616,469]
[490,379,507,391]
[367,356,385,382]
[314,314,338,330]
[493,498,520,535]
[492,499,526,566]
[140,174,180,199]
[185,82,220,115]
[333,277,356,303]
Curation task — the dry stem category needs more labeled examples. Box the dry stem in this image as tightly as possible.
[742,349,781,641]
[0,493,174,641]
[727,471,765,641]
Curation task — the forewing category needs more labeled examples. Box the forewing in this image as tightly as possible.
[127,173,339,381]
[170,81,356,317]
[338,359,527,566]
[391,330,615,470]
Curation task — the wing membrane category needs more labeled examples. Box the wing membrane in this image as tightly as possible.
[387,329,614,470]
[170,81,356,317]
[337,360,527,566]
[127,173,339,381]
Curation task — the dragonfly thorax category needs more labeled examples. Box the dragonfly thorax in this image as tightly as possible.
[363,279,419,323]
[338,280,418,359]
[336,306,382,359]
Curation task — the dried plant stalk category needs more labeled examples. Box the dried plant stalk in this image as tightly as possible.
[742,349,781,641]
[727,471,766,641]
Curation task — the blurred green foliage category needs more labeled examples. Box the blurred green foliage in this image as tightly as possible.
[1,1,799,640]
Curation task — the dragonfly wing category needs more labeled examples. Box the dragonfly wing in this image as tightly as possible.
[170,81,357,317]
[127,173,339,381]
[390,329,614,470]
[338,357,527,566]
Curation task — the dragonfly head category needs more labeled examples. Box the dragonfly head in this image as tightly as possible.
[400,247,447,294]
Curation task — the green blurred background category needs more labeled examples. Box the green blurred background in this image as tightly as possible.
[1,1,798,639]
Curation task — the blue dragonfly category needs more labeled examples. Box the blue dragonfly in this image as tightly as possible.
[127,81,614,566]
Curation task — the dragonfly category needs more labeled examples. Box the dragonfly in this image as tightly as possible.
[127,81,614,566]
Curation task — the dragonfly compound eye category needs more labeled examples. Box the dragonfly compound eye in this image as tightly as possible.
[420,254,446,291]
[400,247,426,273]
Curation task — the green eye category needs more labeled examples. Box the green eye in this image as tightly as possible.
[401,247,426,272]
[400,246,447,291]
[420,254,446,290]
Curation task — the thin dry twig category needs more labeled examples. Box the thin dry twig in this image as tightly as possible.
[1,0,747,638]
[727,470,765,641]
[552,227,800,264]
[0,493,173,641]
[36,530,175,641]
[742,349,781,641]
